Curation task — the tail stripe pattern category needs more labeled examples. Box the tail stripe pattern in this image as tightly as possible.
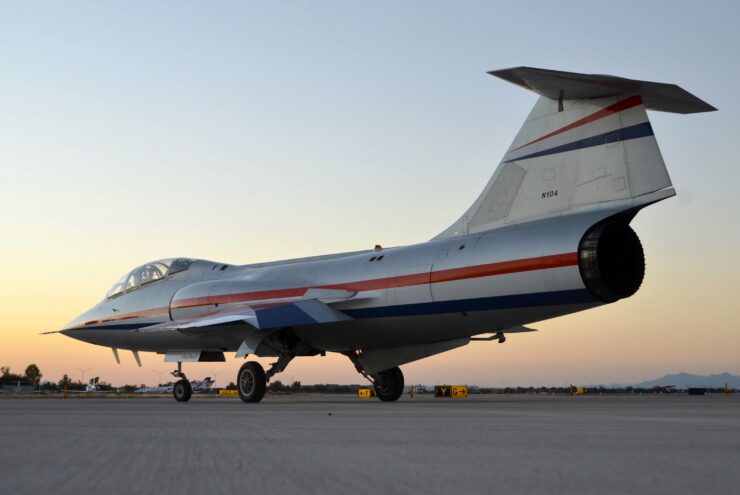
[503,122,654,163]
[513,95,643,151]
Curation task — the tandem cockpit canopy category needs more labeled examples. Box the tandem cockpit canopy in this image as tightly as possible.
[105,258,194,299]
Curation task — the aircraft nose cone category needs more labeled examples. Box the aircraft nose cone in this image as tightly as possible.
[59,328,72,336]
[59,328,85,341]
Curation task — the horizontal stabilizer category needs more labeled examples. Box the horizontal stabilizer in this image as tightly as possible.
[490,67,716,114]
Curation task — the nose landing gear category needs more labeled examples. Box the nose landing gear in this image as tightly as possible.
[171,362,192,402]
[173,379,192,402]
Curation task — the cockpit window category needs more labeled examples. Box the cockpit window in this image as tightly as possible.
[106,274,127,299]
[140,262,168,285]
[125,272,140,292]
[167,258,193,276]
[105,258,194,299]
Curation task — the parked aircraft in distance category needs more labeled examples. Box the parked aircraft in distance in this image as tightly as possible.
[135,383,174,394]
[49,67,715,403]
[135,377,215,395]
[64,378,103,394]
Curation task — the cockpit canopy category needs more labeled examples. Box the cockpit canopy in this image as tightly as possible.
[106,258,194,299]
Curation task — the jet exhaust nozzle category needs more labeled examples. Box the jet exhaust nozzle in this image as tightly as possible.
[578,222,645,303]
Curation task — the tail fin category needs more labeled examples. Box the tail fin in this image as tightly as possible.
[436,67,715,239]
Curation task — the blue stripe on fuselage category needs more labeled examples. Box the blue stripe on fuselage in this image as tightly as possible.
[503,122,654,163]
[343,289,596,319]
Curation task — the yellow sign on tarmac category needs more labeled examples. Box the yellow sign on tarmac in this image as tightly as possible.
[357,388,377,398]
[219,389,239,396]
[451,386,468,398]
[434,385,468,398]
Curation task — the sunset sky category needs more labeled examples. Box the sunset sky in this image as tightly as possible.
[1,2,738,387]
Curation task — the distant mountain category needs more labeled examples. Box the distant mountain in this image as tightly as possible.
[633,372,740,389]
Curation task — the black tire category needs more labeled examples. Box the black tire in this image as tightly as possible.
[238,361,266,403]
[373,367,404,402]
[173,379,192,402]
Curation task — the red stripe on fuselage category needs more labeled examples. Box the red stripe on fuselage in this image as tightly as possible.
[74,307,170,329]
[171,252,578,310]
[512,95,643,152]
[430,252,576,284]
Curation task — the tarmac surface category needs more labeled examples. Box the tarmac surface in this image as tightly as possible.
[1,394,738,495]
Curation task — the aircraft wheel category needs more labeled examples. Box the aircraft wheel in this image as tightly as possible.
[238,361,266,403]
[373,367,404,402]
[173,379,192,402]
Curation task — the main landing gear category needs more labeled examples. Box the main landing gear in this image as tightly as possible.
[237,354,294,404]
[237,361,266,403]
[372,367,405,402]
[172,362,192,402]
[347,351,405,402]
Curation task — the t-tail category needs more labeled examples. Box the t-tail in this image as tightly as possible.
[436,67,716,239]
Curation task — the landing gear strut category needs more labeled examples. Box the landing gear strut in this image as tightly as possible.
[172,362,192,402]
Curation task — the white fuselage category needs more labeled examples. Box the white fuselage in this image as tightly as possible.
[62,209,616,355]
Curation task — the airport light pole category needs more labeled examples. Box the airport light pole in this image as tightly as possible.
[75,367,91,385]
[210,371,221,387]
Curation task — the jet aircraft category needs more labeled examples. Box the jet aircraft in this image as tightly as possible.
[135,377,215,395]
[51,67,715,403]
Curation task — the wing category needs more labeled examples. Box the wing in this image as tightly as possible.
[141,297,353,335]
[136,295,356,360]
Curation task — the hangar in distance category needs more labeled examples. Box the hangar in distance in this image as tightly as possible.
[49,67,716,403]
